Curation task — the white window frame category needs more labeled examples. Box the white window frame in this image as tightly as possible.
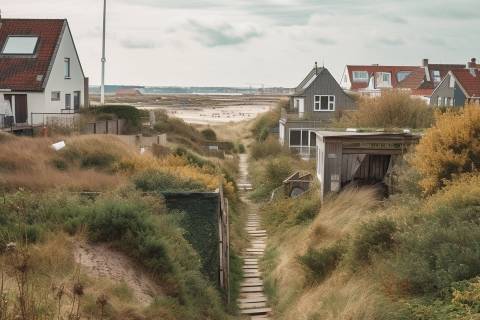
[288,129,317,147]
[1,36,39,55]
[449,76,455,88]
[51,91,61,101]
[65,93,71,109]
[314,95,335,111]
[437,96,442,106]
[64,58,71,79]
[352,71,369,82]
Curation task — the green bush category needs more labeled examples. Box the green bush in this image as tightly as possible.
[388,206,480,295]
[134,170,206,193]
[251,103,283,141]
[298,243,346,282]
[250,137,284,160]
[201,128,217,141]
[237,143,246,154]
[350,218,397,266]
[91,105,146,130]
[295,198,320,223]
[251,157,292,200]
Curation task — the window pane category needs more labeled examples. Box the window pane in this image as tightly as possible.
[310,132,317,146]
[2,36,38,54]
[329,96,334,102]
[315,96,320,102]
[65,94,71,108]
[321,96,329,110]
[65,58,71,78]
[301,130,309,146]
[290,130,301,146]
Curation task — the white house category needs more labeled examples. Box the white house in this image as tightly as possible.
[0,17,88,127]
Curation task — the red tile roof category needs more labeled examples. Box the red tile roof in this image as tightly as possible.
[0,19,65,91]
[451,69,480,97]
[346,65,418,90]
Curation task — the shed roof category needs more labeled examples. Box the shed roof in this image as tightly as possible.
[315,130,419,140]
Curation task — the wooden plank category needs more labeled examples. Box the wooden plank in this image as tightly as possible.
[237,296,267,303]
[239,307,272,315]
[240,281,263,287]
[239,302,267,309]
[240,286,264,293]
[244,272,262,278]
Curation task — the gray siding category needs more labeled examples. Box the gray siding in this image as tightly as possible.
[290,68,356,121]
[430,74,466,107]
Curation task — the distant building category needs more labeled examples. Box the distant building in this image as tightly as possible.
[0,17,87,127]
[340,59,468,102]
[430,59,480,107]
[115,87,144,96]
[279,64,356,157]
[340,65,418,97]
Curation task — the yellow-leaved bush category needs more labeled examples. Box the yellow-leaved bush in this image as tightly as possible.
[120,154,234,195]
[411,105,480,194]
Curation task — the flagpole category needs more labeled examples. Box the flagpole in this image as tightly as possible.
[100,0,106,105]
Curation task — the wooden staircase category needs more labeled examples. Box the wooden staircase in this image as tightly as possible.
[237,154,272,319]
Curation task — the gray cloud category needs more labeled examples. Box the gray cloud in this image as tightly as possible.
[376,36,405,46]
[120,38,159,49]
[187,20,262,47]
[314,37,336,45]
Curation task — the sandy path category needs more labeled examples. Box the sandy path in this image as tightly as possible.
[74,242,161,305]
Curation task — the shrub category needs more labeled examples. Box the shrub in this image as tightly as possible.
[134,170,206,193]
[251,156,293,200]
[237,143,246,154]
[295,197,320,223]
[89,105,146,131]
[387,205,480,295]
[298,243,346,282]
[250,136,284,160]
[350,218,397,266]
[340,90,433,129]
[251,102,283,141]
[201,128,217,141]
[411,105,480,194]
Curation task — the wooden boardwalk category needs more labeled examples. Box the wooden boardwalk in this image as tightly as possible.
[237,154,272,319]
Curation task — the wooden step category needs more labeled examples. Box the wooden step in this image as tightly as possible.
[239,301,267,309]
[240,286,264,293]
[238,296,267,304]
[239,307,272,315]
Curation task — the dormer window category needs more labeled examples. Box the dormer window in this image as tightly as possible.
[376,72,392,88]
[1,36,39,54]
[433,70,441,83]
[397,71,412,82]
[352,71,369,82]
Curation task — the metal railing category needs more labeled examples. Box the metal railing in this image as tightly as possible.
[280,108,333,122]
[289,146,316,158]
[30,112,79,128]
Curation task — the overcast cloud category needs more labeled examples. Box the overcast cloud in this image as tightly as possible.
[2,0,479,86]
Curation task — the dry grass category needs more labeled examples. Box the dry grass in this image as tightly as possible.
[263,188,386,320]
[0,135,130,191]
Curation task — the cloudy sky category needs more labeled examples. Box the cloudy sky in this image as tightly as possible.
[3,0,479,87]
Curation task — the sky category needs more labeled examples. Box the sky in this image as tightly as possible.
[2,0,480,87]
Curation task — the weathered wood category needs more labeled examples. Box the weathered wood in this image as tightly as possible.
[239,307,272,315]
[238,296,267,303]
[239,301,267,309]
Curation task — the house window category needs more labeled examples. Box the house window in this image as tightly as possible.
[397,71,411,82]
[289,129,315,147]
[433,70,441,83]
[1,36,38,54]
[65,93,71,108]
[73,91,81,110]
[352,71,369,82]
[64,58,71,78]
[314,95,335,111]
[51,91,61,101]
[437,96,442,106]
[376,72,392,87]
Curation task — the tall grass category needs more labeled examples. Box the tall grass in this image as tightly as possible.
[340,90,434,129]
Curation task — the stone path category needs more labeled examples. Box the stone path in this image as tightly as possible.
[237,153,272,319]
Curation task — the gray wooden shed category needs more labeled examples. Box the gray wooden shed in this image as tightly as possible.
[315,131,420,200]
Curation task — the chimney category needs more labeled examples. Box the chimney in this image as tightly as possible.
[422,58,429,67]
[315,61,318,75]
[468,58,477,77]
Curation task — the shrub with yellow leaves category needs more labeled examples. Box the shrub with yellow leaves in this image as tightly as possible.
[411,105,480,194]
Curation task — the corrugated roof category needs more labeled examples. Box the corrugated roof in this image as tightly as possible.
[0,19,65,91]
